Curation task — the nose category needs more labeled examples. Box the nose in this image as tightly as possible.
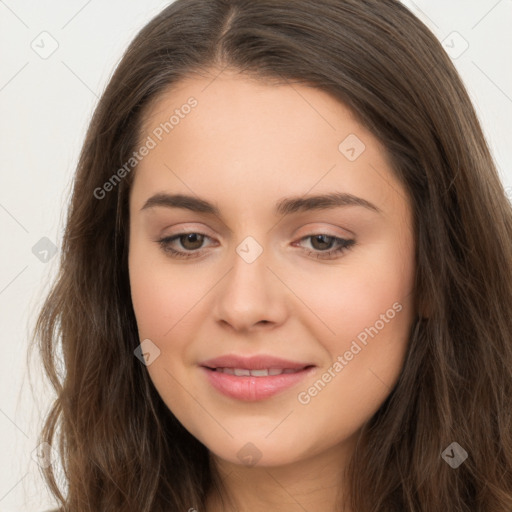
[212,240,288,333]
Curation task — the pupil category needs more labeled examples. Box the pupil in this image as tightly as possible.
[312,235,332,250]
[182,233,203,249]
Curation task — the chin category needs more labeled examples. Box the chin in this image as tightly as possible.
[203,432,312,469]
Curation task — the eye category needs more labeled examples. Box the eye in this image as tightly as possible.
[158,232,214,259]
[294,234,355,259]
[157,232,355,260]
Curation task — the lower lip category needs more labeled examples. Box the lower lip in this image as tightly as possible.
[200,366,316,401]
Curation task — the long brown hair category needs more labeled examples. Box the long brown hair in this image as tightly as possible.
[30,0,512,510]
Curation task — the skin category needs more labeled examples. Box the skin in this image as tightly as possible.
[128,68,417,512]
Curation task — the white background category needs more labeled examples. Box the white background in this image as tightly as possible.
[0,1,511,510]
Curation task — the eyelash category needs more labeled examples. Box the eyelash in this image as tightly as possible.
[157,232,356,260]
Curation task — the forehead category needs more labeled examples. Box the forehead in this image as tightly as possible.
[139,69,364,144]
[131,70,410,224]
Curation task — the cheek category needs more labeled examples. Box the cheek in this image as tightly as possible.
[129,264,172,339]
[128,241,204,340]
[291,231,415,422]
[128,242,213,406]
[291,233,415,345]
[297,299,413,448]
[128,248,203,417]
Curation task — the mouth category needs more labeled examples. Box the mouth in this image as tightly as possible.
[204,366,314,376]
[200,364,316,401]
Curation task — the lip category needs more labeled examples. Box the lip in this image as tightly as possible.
[199,354,316,401]
[200,354,313,371]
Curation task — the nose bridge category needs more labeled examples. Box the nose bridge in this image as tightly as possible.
[228,234,272,301]
[235,235,266,266]
[213,233,286,330]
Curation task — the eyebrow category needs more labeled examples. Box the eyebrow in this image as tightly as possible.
[140,191,382,216]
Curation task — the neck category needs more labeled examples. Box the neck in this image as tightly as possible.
[204,434,359,512]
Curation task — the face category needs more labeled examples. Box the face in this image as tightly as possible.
[128,69,416,469]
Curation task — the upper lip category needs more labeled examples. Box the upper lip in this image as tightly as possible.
[200,354,314,370]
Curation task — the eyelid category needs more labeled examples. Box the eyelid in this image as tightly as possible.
[293,222,354,238]
[160,223,217,239]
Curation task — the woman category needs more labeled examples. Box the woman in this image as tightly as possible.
[33,0,512,510]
